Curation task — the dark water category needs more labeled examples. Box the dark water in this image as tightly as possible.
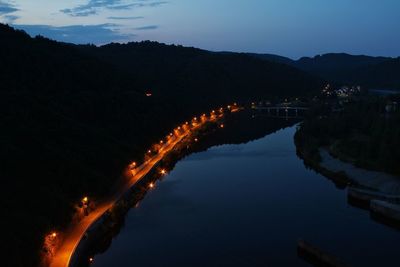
[92,126,399,267]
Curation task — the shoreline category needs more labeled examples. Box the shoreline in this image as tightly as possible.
[319,149,400,195]
[294,126,400,194]
[48,110,229,267]
[294,126,400,228]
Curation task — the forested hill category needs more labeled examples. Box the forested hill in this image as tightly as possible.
[252,52,400,90]
[0,24,140,93]
[1,23,321,267]
[347,57,400,89]
[78,41,321,105]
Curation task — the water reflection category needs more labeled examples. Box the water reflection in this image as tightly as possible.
[91,118,400,267]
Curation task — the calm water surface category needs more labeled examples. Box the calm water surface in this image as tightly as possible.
[93,126,399,267]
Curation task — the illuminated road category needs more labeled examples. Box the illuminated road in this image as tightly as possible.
[50,121,207,267]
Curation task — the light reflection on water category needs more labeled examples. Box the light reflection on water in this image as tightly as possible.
[93,126,400,267]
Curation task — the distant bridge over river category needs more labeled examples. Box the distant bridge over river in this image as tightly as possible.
[252,105,310,119]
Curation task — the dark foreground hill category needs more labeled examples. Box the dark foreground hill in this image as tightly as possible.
[252,53,400,90]
[0,23,321,266]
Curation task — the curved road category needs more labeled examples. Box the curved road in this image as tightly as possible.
[50,119,212,267]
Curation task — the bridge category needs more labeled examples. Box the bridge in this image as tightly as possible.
[252,105,310,118]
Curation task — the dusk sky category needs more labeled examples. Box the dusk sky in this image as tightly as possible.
[1,0,399,58]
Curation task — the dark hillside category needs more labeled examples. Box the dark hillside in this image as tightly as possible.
[79,41,322,105]
[252,52,400,89]
[348,57,400,89]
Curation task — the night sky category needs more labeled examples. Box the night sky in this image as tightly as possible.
[1,0,399,58]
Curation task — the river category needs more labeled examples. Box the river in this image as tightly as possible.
[91,123,399,267]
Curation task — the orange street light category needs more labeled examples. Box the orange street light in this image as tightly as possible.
[220,124,225,128]
[148,150,152,154]
[160,169,167,175]
[51,232,57,238]
[149,182,155,189]
[82,196,88,204]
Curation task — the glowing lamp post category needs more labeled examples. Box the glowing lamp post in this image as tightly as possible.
[81,196,89,216]
[130,162,137,170]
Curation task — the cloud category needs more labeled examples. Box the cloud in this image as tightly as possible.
[0,1,18,15]
[61,0,168,17]
[107,15,144,20]
[135,25,158,30]
[3,14,18,22]
[13,24,135,45]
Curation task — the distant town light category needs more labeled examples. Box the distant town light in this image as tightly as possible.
[149,182,155,189]
[145,92,152,97]
[51,232,57,238]
[160,169,167,175]
[220,124,225,128]
[82,197,88,204]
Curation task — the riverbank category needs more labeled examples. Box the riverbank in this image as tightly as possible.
[47,106,235,267]
[319,149,400,195]
[294,128,400,195]
[295,124,400,230]
[294,131,351,189]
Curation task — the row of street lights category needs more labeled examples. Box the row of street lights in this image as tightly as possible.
[136,102,237,163]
